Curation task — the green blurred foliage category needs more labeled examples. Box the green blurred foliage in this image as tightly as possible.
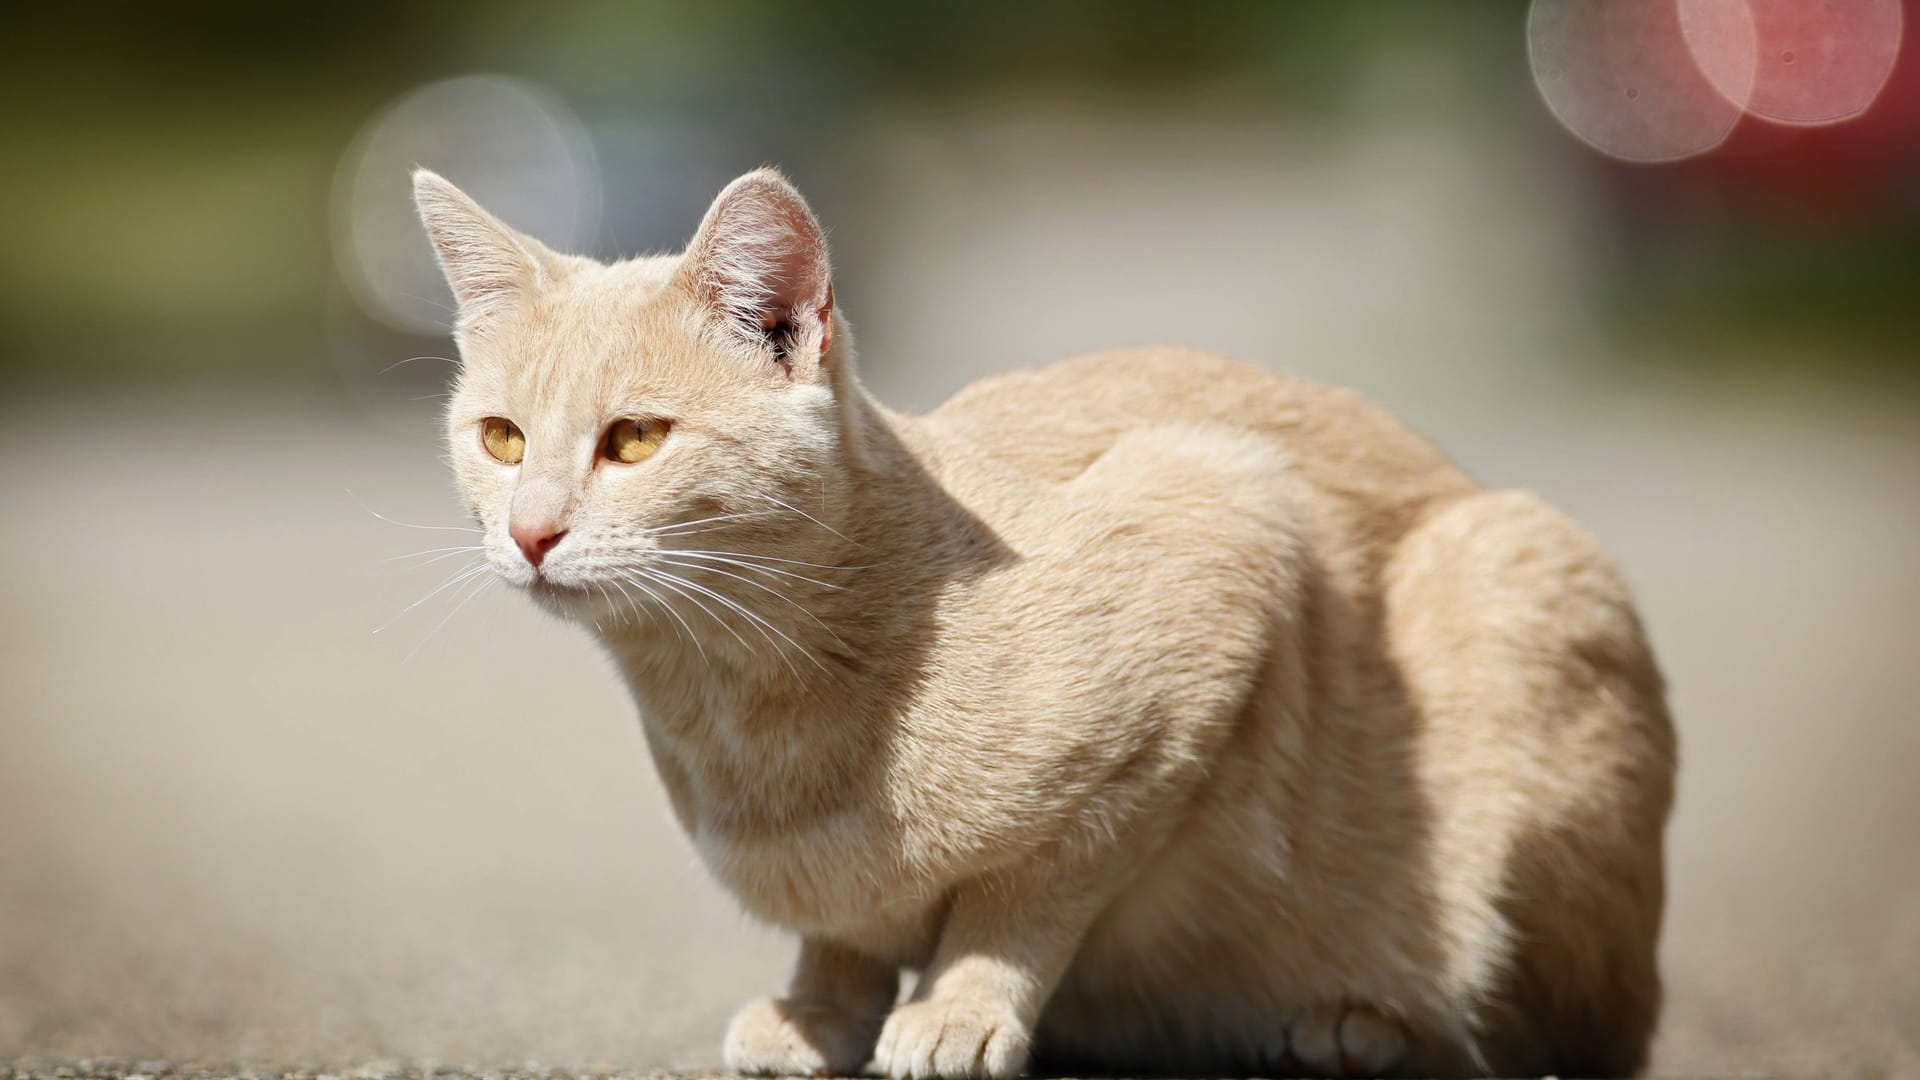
[0,2,1522,381]
[0,1,1912,387]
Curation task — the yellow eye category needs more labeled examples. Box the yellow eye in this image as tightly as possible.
[604,418,669,464]
[480,417,525,464]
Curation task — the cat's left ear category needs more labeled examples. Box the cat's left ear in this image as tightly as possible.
[412,168,554,328]
[674,168,835,380]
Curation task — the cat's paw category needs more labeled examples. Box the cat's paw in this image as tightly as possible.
[872,998,1029,1079]
[723,995,881,1077]
[1287,1002,1406,1077]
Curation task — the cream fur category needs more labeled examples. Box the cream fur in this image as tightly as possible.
[414,167,1675,1079]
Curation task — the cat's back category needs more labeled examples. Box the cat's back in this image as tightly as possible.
[930,346,1479,570]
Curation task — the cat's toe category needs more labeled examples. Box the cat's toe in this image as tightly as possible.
[1288,1002,1406,1077]
[873,999,1029,1079]
[723,995,879,1077]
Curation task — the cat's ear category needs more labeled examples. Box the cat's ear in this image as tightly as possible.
[412,169,551,324]
[675,168,835,379]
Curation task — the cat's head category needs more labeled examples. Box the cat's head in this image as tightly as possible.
[413,168,854,630]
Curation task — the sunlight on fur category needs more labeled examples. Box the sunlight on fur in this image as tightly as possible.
[414,166,1675,1079]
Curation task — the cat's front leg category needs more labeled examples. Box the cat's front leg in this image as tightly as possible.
[873,866,1109,1080]
[725,937,899,1077]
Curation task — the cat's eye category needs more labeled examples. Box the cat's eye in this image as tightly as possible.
[480,417,525,464]
[603,418,670,464]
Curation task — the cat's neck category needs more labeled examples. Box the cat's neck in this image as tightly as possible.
[596,377,995,739]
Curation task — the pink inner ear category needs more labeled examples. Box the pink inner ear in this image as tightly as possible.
[818,285,835,355]
[686,176,835,369]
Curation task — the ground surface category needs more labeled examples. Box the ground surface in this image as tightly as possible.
[0,1067,680,1080]
[1,377,1916,1078]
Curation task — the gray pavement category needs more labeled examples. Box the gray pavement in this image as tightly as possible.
[0,374,1916,1078]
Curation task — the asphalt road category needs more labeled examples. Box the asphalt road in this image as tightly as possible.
[1,377,1916,1077]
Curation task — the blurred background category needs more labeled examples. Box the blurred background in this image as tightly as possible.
[2,1,1916,1075]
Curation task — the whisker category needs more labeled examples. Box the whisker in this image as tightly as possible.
[619,570,706,663]
[647,571,757,656]
[639,569,751,658]
[374,558,489,634]
[377,354,460,377]
[399,291,461,318]
[591,580,617,630]
[649,509,791,537]
[607,576,662,634]
[349,489,481,533]
[661,546,874,574]
[657,550,846,591]
[386,544,486,564]
[402,548,487,570]
[649,568,823,676]
[758,494,857,545]
[404,573,496,663]
[655,558,850,650]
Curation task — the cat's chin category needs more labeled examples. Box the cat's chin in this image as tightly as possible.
[522,576,643,635]
[524,576,596,616]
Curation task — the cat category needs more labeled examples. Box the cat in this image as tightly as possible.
[412,166,1675,1079]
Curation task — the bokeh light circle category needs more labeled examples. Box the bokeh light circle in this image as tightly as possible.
[1685,0,1904,125]
[1529,0,1756,162]
[332,75,601,336]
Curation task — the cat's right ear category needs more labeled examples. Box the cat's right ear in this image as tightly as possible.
[412,169,548,325]
[673,168,836,381]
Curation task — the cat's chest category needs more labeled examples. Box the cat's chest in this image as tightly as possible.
[688,796,938,952]
[638,699,943,950]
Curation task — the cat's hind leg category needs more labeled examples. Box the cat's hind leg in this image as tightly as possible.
[1382,489,1674,1077]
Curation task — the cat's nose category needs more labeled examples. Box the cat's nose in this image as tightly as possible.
[510,521,568,569]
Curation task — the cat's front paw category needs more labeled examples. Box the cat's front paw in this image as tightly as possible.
[872,999,1029,1079]
[723,995,881,1077]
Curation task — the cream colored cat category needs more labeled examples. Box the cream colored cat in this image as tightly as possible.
[413,167,1675,1078]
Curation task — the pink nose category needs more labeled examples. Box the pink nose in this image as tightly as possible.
[509,521,567,568]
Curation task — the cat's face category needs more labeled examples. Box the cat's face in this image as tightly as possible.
[416,169,845,629]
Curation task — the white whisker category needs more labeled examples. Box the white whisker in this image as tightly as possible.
[607,576,662,634]
[658,549,846,591]
[758,494,857,545]
[666,548,874,572]
[591,580,618,630]
[350,489,481,533]
[377,354,459,377]
[649,509,792,538]
[640,569,753,659]
[404,573,496,663]
[648,568,824,676]
[619,570,707,663]
[655,557,849,650]
[386,544,487,565]
[375,558,489,634]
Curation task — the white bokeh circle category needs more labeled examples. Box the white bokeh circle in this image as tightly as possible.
[332,75,601,336]
[1530,0,1757,162]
